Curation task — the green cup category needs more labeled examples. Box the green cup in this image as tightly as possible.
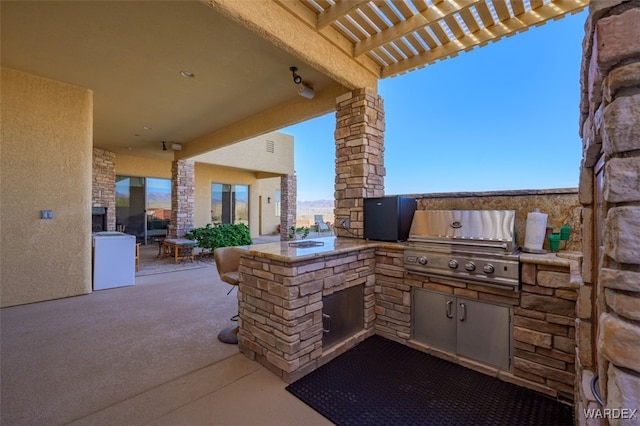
[560,225,571,241]
[549,233,561,252]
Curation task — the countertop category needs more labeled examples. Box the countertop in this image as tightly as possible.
[236,237,585,286]
[520,250,583,287]
[235,237,404,263]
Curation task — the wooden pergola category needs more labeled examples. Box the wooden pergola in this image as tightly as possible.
[279,0,589,78]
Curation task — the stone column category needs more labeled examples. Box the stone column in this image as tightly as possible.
[170,159,194,238]
[334,88,385,239]
[579,3,640,424]
[92,148,116,231]
[280,173,297,241]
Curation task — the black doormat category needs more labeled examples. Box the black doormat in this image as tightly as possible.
[286,335,574,426]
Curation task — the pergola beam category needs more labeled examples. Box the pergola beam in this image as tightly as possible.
[354,1,483,57]
[317,0,370,30]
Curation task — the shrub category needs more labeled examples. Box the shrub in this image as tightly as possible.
[184,223,252,251]
[288,226,310,240]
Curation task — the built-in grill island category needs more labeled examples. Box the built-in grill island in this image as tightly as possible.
[405,210,521,371]
[237,208,578,402]
[405,210,521,290]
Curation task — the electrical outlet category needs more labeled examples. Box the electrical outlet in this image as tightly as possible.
[339,218,350,229]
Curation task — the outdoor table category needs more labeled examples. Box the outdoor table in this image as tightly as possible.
[161,238,196,264]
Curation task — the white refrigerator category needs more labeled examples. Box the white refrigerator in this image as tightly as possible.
[92,232,136,290]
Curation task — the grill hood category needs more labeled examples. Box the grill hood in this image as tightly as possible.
[408,210,517,253]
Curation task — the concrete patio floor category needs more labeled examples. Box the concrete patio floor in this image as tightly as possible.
[1,240,330,426]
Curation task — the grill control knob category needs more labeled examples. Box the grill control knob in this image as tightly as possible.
[448,260,458,269]
[483,264,495,274]
[418,256,428,265]
[464,262,476,271]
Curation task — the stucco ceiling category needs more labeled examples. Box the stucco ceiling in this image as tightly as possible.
[1,0,587,161]
[0,0,336,160]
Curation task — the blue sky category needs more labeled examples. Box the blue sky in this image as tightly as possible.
[283,10,588,202]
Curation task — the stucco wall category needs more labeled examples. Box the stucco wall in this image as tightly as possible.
[1,68,93,307]
[253,177,282,236]
[115,154,172,179]
[193,132,294,175]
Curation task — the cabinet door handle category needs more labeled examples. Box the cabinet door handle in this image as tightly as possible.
[322,313,331,333]
[459,303,466,322]
[446,300,454,318]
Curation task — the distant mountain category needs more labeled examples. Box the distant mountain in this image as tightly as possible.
[297,199,334,208]
[147,192,171,203]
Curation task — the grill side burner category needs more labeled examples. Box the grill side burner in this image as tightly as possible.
[405,210,521,290]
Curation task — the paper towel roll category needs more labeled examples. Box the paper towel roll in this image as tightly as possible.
[524,209,548,251]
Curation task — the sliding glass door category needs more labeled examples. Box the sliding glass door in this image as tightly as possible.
[116,176,171,243]
[211,183,249,225]
[115,176,145,240]
[145,178,171,242]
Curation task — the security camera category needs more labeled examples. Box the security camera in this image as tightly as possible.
[289,66,302,84]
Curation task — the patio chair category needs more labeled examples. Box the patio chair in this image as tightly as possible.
[213,246,241,344]
[314,215,331,233]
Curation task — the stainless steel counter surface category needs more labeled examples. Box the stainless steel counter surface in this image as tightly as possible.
[234,237,404,263]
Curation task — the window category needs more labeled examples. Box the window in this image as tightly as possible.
[211,183,249,225]
[275,189,281,217]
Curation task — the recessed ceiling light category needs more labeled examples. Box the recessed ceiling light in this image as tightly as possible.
[180,70,195,78]
[143,126,152,130]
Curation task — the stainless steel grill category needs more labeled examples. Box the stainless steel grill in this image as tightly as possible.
[405,210,521,290]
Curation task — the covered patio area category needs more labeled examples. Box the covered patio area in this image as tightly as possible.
[0,244,327,425]
[2,1,640,424]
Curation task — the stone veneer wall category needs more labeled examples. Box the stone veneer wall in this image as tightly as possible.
[517,258,580,403]
[412,189,581,252]
[374,247,410,341]
[92,148,116,231]
[334,88,385,238]
[280,173,297,241]
[578,2,640,424]
[170,159,194,238]
[237,248,377,383]
[374,247,578,402]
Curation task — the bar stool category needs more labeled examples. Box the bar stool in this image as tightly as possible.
[213,246,240,344]
[135,243,140,272]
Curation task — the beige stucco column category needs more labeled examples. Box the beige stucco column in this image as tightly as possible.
[334,88,385,239]
[577,2,640,423]
[171,159,195,238]
[1,68,93,307]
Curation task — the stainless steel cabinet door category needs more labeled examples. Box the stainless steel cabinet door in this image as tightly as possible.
[413,289,456,353]
[322,285,364,349]
[456,297,511,370]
